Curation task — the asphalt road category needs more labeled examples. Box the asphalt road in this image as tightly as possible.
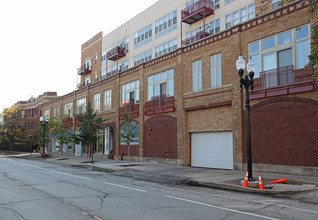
[1,157,318,220]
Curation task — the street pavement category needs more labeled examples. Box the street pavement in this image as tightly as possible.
[6,152,318,196]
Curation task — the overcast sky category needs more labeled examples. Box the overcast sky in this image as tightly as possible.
[0,0,158,112]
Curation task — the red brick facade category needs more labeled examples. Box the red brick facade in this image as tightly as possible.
[243,97,318,167]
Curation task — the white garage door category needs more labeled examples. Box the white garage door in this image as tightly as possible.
[191,132,233,169]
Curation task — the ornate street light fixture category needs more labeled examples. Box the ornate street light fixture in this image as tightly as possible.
[236,55,256,181]
[40,116,48,158]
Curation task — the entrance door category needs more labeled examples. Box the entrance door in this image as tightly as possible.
[103,126,113,155]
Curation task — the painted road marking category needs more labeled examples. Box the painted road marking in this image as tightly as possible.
[164,195,279,220]
[104,182,148,193]
[49,170,94,181]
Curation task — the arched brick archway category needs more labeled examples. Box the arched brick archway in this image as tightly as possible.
[243,97,318,167]
[144,115,177,159]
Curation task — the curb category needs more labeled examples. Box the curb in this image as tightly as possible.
[186,179,318,195]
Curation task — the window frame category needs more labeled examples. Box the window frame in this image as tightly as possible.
[192,59,202,92]
[104,89,112,110]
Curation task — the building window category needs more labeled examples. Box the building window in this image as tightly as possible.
[272,0,281,10]
[120,121,139,145]
[21,110,25,119]
[248,4,255,19]
[134,24,152,49]
[213,0,220,9]
[134,50,152,67]
[44,110,50,120]
[76,98,86,114]
[64,102,73,117]
[95,73,98,83]
[296,25,310,69]
[209,19,220,35]
[148,69,174,100]
[155,39,177,58]
[192,60,202,92]
[249,24,310,79]
[104,90,112,110]
[85,59,91,70]
[95,54,98,64]
[211,53,221,88]
[121,81,139,106]
[85,77,91,86]
[93,93,100,112]
[155,10,177,39]
[226,14,232,29]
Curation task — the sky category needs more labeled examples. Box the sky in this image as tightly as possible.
[0,0,158,112]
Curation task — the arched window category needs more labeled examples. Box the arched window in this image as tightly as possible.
[120,121,139,145]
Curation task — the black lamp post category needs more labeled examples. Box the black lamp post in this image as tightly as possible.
[40,116,48,158]
[236,55,256,181]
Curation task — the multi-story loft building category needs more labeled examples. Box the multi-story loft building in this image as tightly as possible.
[15,92,58,143]
[42,0,318,175]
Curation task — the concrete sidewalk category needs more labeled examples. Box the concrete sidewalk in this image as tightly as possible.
[13,152,318,195]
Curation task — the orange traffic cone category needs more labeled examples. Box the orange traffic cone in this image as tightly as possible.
[270,177,286,184]
[242,171,249,187]
[258,174,264,190]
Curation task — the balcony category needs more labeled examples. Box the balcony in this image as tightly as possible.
[181,0,214,24]
[119,102,139,119]
[106,46,126,61]
[182,30,210,46]
[144,95,175,115]
[251,66,316,100]
[77,64,91,75]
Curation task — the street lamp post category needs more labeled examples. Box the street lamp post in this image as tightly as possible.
[236,55,256,181]
[40,116,48,158]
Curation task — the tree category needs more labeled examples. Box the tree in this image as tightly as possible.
[48,115,73,158]
[259,0,318,77]
[74,101,106,163]
[0,105,27,151]
[118,112,138,166]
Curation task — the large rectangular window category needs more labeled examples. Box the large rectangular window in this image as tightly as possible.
[148,69,174,100]
[192,60,202,92]
[64,102,73,117]
[249,24,310,76]
[211,53,222,88]
[76,98,86,114]
[104,90,112,110]
[249,24,310,88]
[155,10,177,39]
[93,93,100,112]
[120,81,139,106]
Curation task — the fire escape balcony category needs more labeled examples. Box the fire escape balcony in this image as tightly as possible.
[181,0,214,24]
[77,64,91,75]
[106,46,126,61]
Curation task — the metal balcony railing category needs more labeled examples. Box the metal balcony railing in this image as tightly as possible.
[181,0,214,24]
[119,102,139,119]
[77,64,91,75]
[182,30,210,46]
[260,65,294,89]
[251,66,316,100]
[144,95,175,115]
[106,46,126,61]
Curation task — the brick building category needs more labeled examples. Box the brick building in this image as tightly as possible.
[16,92,58,144]
[42,0,318,175]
